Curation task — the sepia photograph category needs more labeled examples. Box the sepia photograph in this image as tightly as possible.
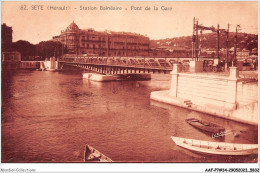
[1,0,259,172]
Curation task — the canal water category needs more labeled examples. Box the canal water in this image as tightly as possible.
[1,69,258,163]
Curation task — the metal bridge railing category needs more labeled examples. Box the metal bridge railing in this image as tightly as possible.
[60,56,174,70]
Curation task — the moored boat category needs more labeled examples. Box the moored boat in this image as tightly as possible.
[186,118,225,134]
[171,136,258,156]
[84,144,113,162]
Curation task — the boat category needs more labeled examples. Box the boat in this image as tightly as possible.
[171,136,258,156]
[84,144,113,162]
[186,118,225,134]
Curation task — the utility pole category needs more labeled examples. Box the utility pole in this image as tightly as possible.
[234,25,240,66]
[192,17,195,60]
[195,20,199,60]
[192,18,225,63]
[199,30,202,59]
[226,23,229,69]
[217,24,220,60]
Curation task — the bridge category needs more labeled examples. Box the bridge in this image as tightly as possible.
[59,56,191,74]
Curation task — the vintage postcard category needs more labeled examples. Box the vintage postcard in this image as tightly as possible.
[1,1,258,172]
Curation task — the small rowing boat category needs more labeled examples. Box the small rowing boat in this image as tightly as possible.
[186,118,225,134]
[84,145,113,162]
[171,136,258,156]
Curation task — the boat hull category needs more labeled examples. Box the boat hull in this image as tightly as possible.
[171,136,258,156]
[186,118,225,134]
[84,145,113,162]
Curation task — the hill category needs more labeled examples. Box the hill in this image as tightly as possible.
[151,32,258,52]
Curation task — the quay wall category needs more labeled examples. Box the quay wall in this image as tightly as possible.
[20,61,40,69]
[151,64,258,125]
[176,73,229,108]
[170,65,239,110]
[20,58,58,71]
[237,82,258,108]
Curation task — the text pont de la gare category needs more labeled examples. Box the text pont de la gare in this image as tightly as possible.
[79,6,173,11]
[27,5,172,11]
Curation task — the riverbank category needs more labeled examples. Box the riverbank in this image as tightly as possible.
[151,90,258,126]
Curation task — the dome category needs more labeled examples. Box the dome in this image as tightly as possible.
[66,21,79,31]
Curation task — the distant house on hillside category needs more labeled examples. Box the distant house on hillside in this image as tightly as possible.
[236,48,250,60]
[251,48,258,55]
[150,45,191,58]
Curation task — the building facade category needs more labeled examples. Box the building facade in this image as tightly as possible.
[1,51,21,70]
[53,22,150,57]
[1,23,13,51]
[150,46,191,58]
[236,49,250,60]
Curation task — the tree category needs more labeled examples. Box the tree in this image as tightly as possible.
[12,40,35,60]
[35,41,64,59]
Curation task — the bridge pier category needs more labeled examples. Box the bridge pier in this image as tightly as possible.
[108,67,111,74]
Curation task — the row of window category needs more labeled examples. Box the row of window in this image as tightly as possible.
[80,50,149,56]
[60,34,149,44]
[80,43,149,50]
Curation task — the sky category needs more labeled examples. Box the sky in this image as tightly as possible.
[1,1,258,44]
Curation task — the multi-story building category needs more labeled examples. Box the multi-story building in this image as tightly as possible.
[1,23,13,51]
[53,22,150,57]
[151,46,191,58]
[236,48,250,60]
[1,51,21,70]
